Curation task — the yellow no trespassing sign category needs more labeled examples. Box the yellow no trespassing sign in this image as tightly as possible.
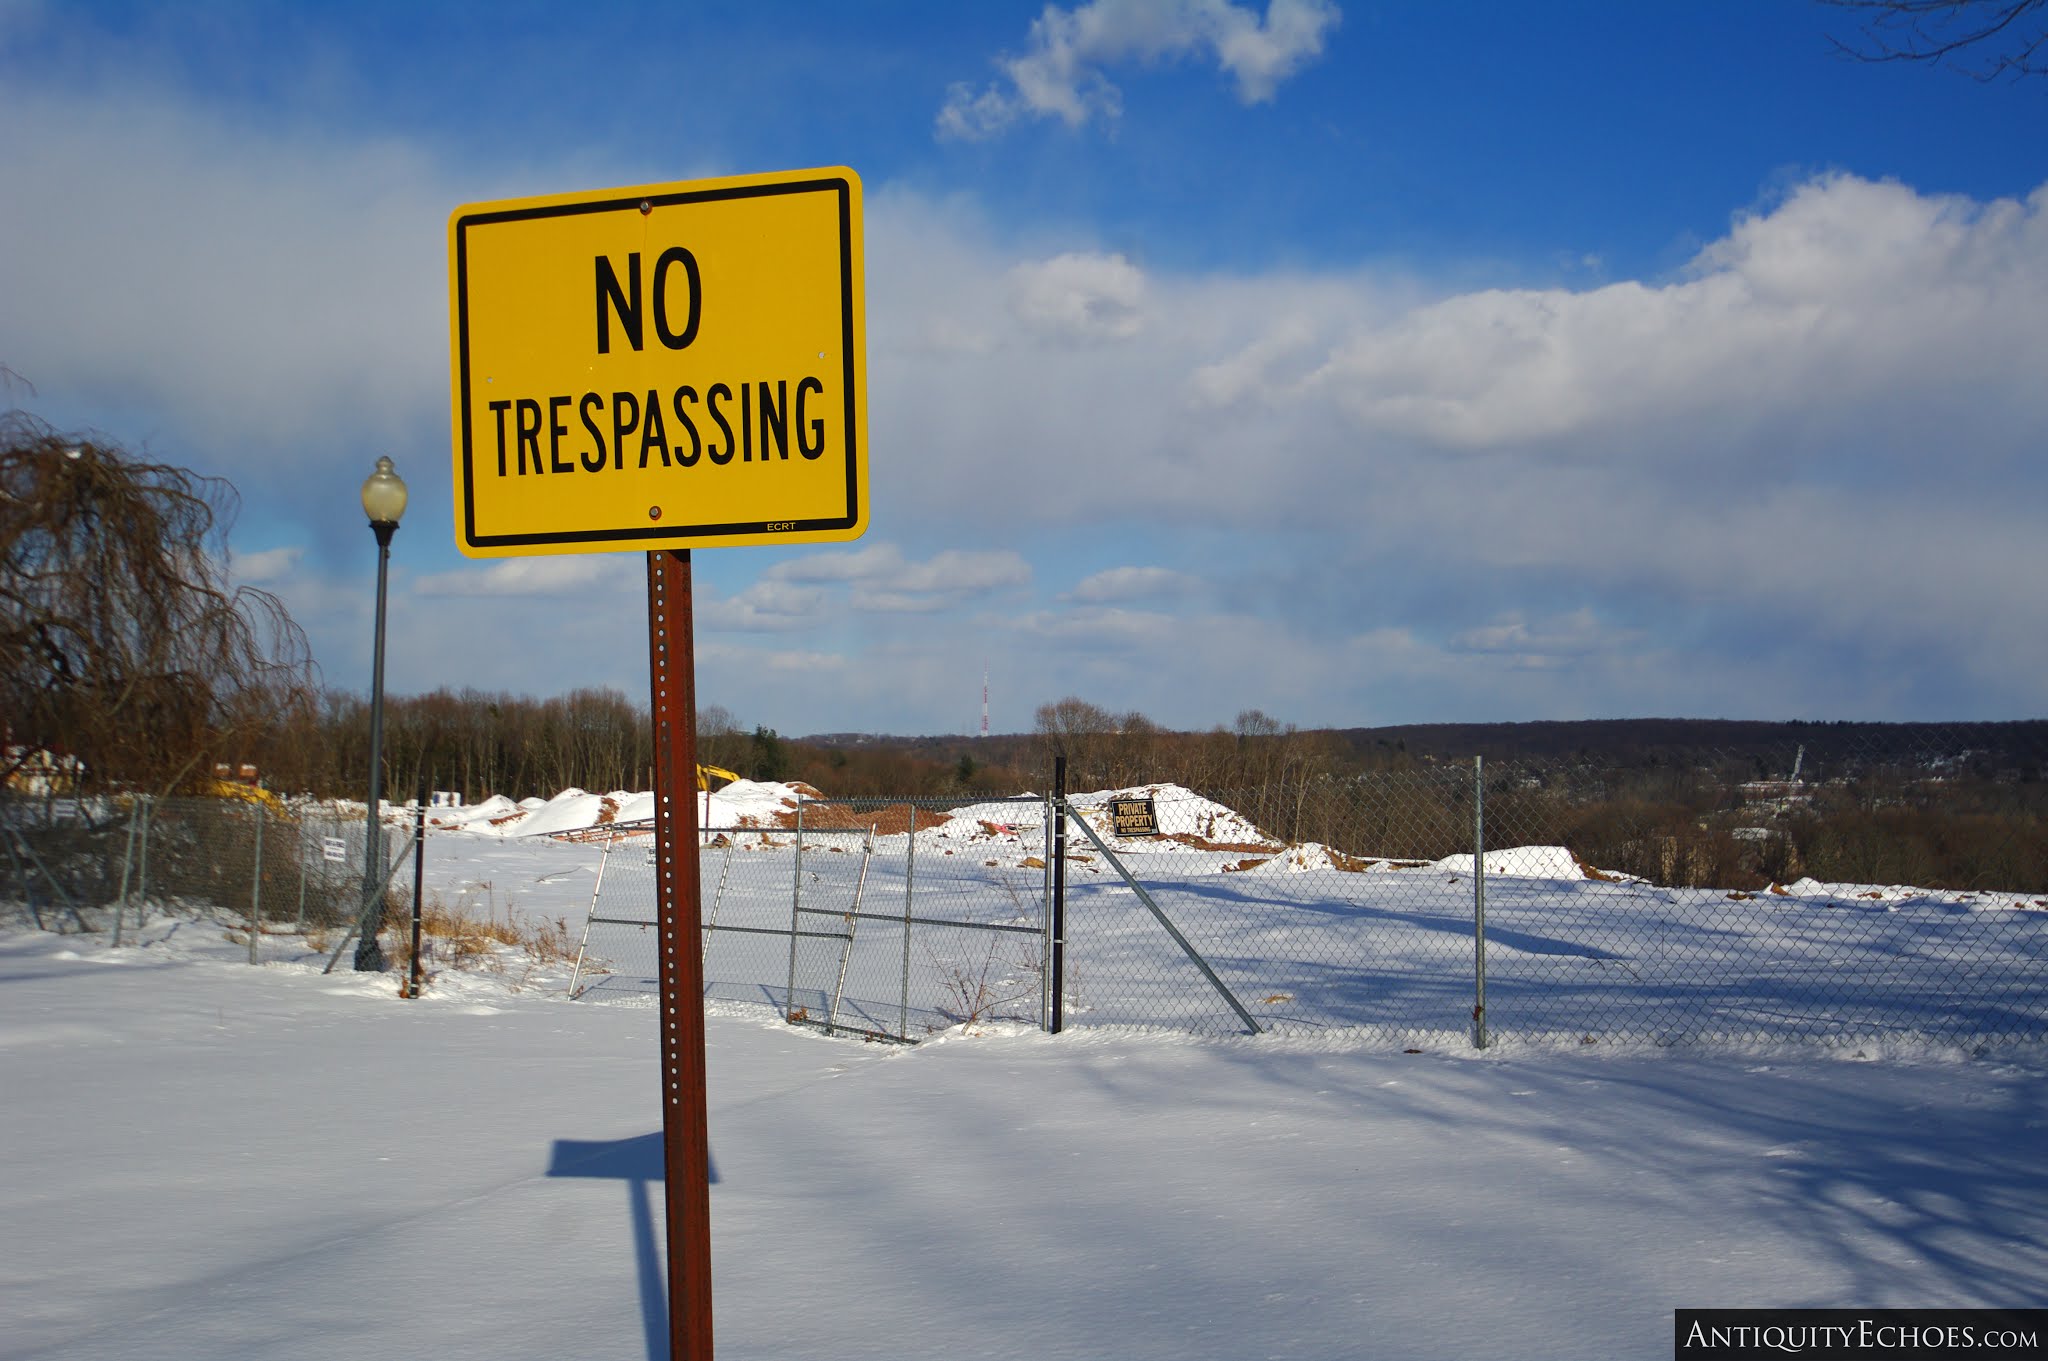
[448,167,867,557]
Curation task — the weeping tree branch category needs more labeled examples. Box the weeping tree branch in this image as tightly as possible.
[1822,0,2048,79]
[0,411,318,801]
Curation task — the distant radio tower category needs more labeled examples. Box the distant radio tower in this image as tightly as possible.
[980,667,990,739]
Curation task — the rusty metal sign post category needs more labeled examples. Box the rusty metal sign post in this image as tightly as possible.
[647,548,713,1360]
[448,168,868,1361]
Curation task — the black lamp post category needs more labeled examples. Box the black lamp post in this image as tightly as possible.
[353,456,408,972]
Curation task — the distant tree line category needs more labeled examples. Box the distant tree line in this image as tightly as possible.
[230,691,777,804]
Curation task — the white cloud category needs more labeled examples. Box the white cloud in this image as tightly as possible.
[1009,252,1148,342]
[714,543,1033,622]
[860,172,2048,718]
[938,0,1341,139]
[1210,0,1345,99]
[847,546,1034,613]
[413,556,633,598]
[875,172,2048,522]
[764,544,910,585]
[698,641,851,676]
[895,550,1034,595]
[1449,609,1641,671]
[1187,314,1319,407]
[770,544,1030,596]
[229,544,305,585]
[1014,603,1184,649]
[1065,565,1203,602]
[1301,175,2048,459]
[698,580,835,632]
[0,80,458,476]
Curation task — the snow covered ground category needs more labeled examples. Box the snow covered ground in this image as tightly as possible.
[5,791,2046,1359]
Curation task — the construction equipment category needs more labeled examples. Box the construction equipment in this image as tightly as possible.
[203,778,291,817]
[697,764,740,791]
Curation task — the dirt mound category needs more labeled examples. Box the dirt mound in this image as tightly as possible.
[771,801,922,835]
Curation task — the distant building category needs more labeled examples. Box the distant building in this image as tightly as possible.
[4,745,84,796]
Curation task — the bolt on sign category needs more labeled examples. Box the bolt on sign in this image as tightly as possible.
[447,167,867,556]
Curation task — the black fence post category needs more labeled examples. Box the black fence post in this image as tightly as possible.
[408,775,427,998]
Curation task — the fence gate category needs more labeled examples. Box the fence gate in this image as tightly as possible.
[566,797,1054,1042]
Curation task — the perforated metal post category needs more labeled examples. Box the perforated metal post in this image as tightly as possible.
[647,549,713,1361]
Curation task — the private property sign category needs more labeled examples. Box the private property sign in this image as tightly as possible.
[1108,796,1161,838]
[448,168,867,556]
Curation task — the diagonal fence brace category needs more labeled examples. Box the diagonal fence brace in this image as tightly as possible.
[1060,801,1262,1035]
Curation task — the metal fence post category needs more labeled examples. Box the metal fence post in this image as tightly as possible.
[408,783,426,998]
[248,803,265,965]
[702,839,730,971]
[136,795,153,913]
[295,818,309,933]
[568,836,616,1000]
[1,828,28,929]
[1473,755,1489,1050]
[1051,756,1067,1035]
[113,800,140,947]
[900,804,916,1041]
[785,798,804,1020]
[825,829,872,1035]
[1041,786,1054,1031]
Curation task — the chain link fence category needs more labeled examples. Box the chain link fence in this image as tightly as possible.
[7,723,2043,1052]
[1101,724,2048,1047]
[2,793,398,952]
[566,797,1053,1041]
[1055,767,1479,1042]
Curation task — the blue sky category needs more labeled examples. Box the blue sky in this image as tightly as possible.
[3,0,2043,736]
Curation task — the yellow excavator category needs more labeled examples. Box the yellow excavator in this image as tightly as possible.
[203,777,291,817]
[696,764,741,791]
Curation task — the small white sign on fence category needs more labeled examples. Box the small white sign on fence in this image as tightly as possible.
[321,837,347,864]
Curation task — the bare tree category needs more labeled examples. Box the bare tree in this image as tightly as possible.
[697,703,747,778]
[1033,695,1117,787]
[0,412,317,800]
[1823,0,2048,79]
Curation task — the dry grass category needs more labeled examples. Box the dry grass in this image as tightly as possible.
[925,935,1041,1034]
[379,892,577,991]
